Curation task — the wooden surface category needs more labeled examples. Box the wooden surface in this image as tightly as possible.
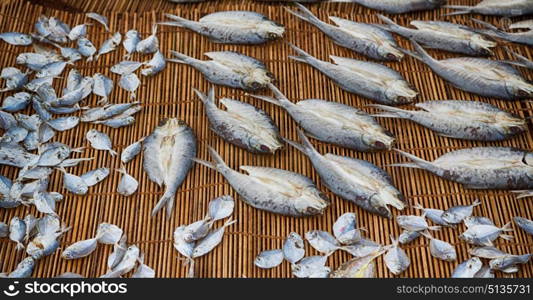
[0,0,532,278]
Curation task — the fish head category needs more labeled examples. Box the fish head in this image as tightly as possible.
[468,36,496,56]
[385,81,417,105]
[261,21,285,40]
[294,189,329,216]
[370,189,405,218]
[505,79,533,99]
[378,45,404,62]
[362,130,395,151]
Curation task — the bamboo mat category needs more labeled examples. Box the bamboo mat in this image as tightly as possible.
[0,0,532,278]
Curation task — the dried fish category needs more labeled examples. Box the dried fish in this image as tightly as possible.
[2,92,31,112]
[195,146,329,217]
[46,116,79,132]
[469,246,508,259]
[422,232,457,261]
[136,25,159,54]
[118,73,140,99]
[460,223,514,246]
[109,245,140,275]
[9,217,26,250]
[287,4,401,61]
[464,216,494,228]
[96,32,121,60]
[111,61,143,75]
[68,24,88,41]
[143,118,196,217]
[86,129,117,156]
[195,88,282,154]
[132,254,155,278]
[252,84,395,151]
[398,230,422,244]
[92,73,113,104]
[489,254,531,273]
[192,219,235,258]
[452,257,482,278]
[169,50,274,91]
[333,212,361,245]
[59,168,88,195]
[384,235,410,275]
[108,235,127,269]
[0,142,37,168]
[285,129,403,218]
[81,102,139,122]
[396,215,440,232]
[441,200,481,224]
[504,48,533,69]
[306,230,340,254]
[445,0,533,17]
[208,195,234,221]
[331,0,446,14]
[514,216,533,236]
[7,257,34,278]
[96,223,123,245]
[121,137,144,164]
[473,19,533,47]
[413,203,450,226]
[0,221,8,237]
[393,147,533,190]
[86,12,110,31]
[0,32,32,45]
[62,238,98,259]
[123,30,140,58]
[254,249,284,269]
[161,11,284,44]
[173,225,194,259]
[289,44,416,104]
[77,37,97,61]
[1,67,28,92]
[32,191,57,215]
[329,250,383,278]
[141,51,166,76]
[116,167,138,197]
[292,256,330,278]
[283,232,305,264]
[80,167,110,187]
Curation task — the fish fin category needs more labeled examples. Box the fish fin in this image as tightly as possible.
[406,40,436,64]
[376,14,402,31]
[165,196,175,219]
[192,158,215,170]
[169,50,197,65]
[392,148,435,169]
[501,222,513,233]
[420,230,432,240]
[428,226,441,231]
[511,190,533,199]
[109,149,118,157]
[186,258,195,278]
[284,3,323,27]
[151,194,172,217]
[471,199,482,207]
[367,104,410,119]
[389,234,398,247]
[413,202,425,211]
[288,42,313,63]
[193,87,214,105]
[442,5,472,16]
[247,93,281,106]
[500,234,514,241]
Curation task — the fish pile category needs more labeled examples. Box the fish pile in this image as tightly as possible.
[255,212,385,278]
[173,195,236,277]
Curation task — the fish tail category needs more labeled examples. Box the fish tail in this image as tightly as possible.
[285,2,323,27]
[165,196,175,219]
[16,241,25,251]
[192,158,216,170]
[501,222,513,232]
[428,225,441,231]
[151,194,172,217]
[471,199,482,207]
[168,50,198,65]
[392,149,436,172]
[500,234,514,241]
[207,146,227,168]
[222,217,237,228]
[186,258,195,278]
[109,149,118,157]
[512,190,533,199]
[247,93,281,106]
[404,40,435,64]
[442,5,472,16]
[193,87,215,105]
[288,42,313,64]
[368,104,411,119]
[420,230,432,240]
[412,202,425,211]
[376,14,403,32]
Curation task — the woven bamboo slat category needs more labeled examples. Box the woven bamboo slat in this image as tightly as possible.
[0,0,532,278]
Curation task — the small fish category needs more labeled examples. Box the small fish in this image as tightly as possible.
[289,44,417,104]
[46,116,80,131]
[96,32,121,60]
[474,266,495,278]
[58,157,93,168]
[182,219,211,243]
[0,142,37,168]
[305,230,340,254]
[283,232,305,264]
[81,102,139,122]
[36,142,79,167]
[7,257,34,278]
[329,252,381,278]
[464,216,494,228]
[118,73,140,99]
[1,67,28,92]
[136,25,159,54]
[469,246,508,259]
[340,238,383,259]
[131,254,155,278]
[161,11,284,44]
[398,230,422,245]
[252,84,395,151]
[86,13,110,31]
[393,147,533,190]
[442,200,482,224]
[96,223,123,245]
[77,37,97,61]
[332,0,446,14]
[169,50,274,91]
[472,18,533,47]
[513,216,533,236]
[287,4,401,61]
[194,147,329,217]
[372,101,526,141]
[445,0,533,17]
[0,32,32,45]
[254,249,284,269]
[194,88,283,154]
[68,24,88,41]
[422,231,457,262]
[291,256,330,278]
[413,203,451,226]
[378,15,496,56]
[396,215,440,232]
[108,234,127,269]
[2,92,31,112]
[56,46,82,62]
[143,118,196,217]
[121,137,144,164]
[333,212,361,245]
[116,166,138,196]
[452,257,482,278]
[489,254,531,273]
[208,195,235,221]
[123,30,140,58]
[86,129,117,156]
[9,217,26,250]
[32,191,57,215]
[62,237,98,259]
[141,51,166,76]
[401,40,533,100]
[59,168,88,195]
[0,110,17,129]
[80,167,110,187]
[92,73,113,104]
[26,230,63,260]
[284,129,403,218]
[460,223,514,246]
[109,245,140,275]
[384,235,410,275]
[173,225,194,259]
[111,61,143,75]
[192,219,235,258]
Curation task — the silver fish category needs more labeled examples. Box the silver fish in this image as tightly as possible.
[371,101,526,141]
[469,246,508,259]
[86,129,117,156]
[111,61,143,75]
[285,129,404,218]
[464,216,494,228]
[123,30,140,58]
[108,234,127,269]
[132,254,155,278]
[109,245,140,275]
[208,195,234,221]
[504,48,533,70]
[96,223,123,245]
[195,88,282,154]
[169,50,274,91]
[378,15,496,56]
[7,257,34,278]
[161,11,284,44]
[460,223,514,246]
[37,61,69,78]
[182,219,210,243]
[289,44,417,104]
[445,0,533,17]
[340,238,382,260]
[305,230,340,254]
[192,219,235,258]
[402,40,533,99]
[32,191,57,215]
[452,257,482,278]
[396,215,440,232]
[292,256,330,278]
[1,67,28,92]
[77,37,97,61]
[252,84,395,151]
[0,110,16,129]
[2,92,31,112]
[422,232,457,261]
[80,167,110,187]
[255,249,284,269]
[283,232,305,264]
[141,51,166,76]
[96,32,121,60]
[58,157,93,168]
[393,147,533,190]
[287,4,401,61]
[398,230,422,244]
[0,32,32,45]
[121,137,144,164]
[68,24,88,41]
[413,203,451,226]
[333,212,361,245]
[173,225,194,259]
[136,25,159,54]
[9,217,26,250]
[195,147,329,217]
[56,46,82,62]
[26,231,62,260]
[513,216,533,236]
[118,73,140,99]
[86,12,110,31]
[442,200,482,224]
[143,118,196,217]
[329,251,383,278]
[0,142,37,168]
[62,238,98,259]
[81,102,138,122]
[59,168,88,195]
[94,116,135,129]
[384,235,410,275]
[331,0,446,14]
[92,73,113,104]
[46,116,79,131]
[489,254,531,273]
[116,167,138,196]
[473,18,533,46]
